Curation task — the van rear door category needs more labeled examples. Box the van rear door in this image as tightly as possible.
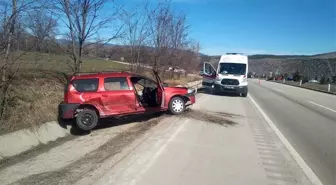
[202,62,217,88]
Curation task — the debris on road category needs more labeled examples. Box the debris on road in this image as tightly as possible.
[180,109,237,126]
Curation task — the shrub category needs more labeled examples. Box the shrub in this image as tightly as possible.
[320,76,327,84]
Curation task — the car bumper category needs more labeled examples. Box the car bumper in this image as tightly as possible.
[185,90,196,105]
[58,103,80,119]
[214,84,247,93]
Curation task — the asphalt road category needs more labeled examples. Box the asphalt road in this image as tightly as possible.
[90,88,311,185]
[249,79,336,185]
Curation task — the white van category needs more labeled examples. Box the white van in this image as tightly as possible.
[202,53,248,97]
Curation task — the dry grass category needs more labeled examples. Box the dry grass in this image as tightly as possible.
[13,52,127,73]
[164,75,201,87]
[0,72,64,135]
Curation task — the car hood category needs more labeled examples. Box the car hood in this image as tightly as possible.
[164,86,188,90]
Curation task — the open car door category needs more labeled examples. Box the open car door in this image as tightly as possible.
[153,70,165,108]
[202,62,217,88]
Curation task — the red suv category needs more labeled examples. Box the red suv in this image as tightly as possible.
[59,71,196,130]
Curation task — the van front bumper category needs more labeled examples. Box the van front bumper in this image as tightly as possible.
[214,84,247,94]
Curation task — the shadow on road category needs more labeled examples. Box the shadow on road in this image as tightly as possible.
[58,112,165,136]
[197,88,241,97]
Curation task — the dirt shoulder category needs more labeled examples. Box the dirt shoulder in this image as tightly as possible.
[0,113,166,185]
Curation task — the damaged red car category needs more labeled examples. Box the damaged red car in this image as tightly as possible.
[59,70,196,130]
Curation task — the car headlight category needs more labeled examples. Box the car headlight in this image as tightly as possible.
[187,88,194,93]
[242,78,248,83]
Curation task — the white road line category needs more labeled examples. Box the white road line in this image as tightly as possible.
[308,101,336,113]
[130,119,188,185]
[248,94,323,185]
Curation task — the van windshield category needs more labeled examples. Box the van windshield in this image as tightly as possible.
[219,63,246,75]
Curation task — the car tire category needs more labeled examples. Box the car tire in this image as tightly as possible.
[76,109,98,131]
[169,97,186,115]
[211,88,216,95]
[241,88,248,97]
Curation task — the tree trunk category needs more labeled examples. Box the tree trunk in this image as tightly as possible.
[1,0,17,82]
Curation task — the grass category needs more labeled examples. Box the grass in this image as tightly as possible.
[0,72,64,135]
[274,80,336,94]
[0,52,201,135]
[14,52,127,73]
[163,75,201,86]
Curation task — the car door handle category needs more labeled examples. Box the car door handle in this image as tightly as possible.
[102,94,108,97]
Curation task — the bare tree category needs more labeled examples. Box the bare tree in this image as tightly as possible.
[120,1,150,72]
[168,13,189,77]
[26,10,57,52]
[54,0,123,73]
[146,1,197,76]
[146,1,173,72]
[1,0,17,82]
[0,0,46,122]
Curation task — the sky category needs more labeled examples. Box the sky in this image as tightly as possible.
[117,0,336,55]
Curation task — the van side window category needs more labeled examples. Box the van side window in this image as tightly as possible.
[72,78,99,92]
[204,63,215,75]
[104,77,130,91]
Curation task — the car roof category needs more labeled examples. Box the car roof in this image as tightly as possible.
[72,71,144,80]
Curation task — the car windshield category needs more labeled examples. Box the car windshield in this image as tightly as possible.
[219,63,246,75]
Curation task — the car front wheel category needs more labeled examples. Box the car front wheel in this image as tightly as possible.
[76,109,98,131]
[169,97,186,115]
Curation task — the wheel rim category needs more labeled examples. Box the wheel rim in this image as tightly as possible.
[172,99,184,113]
[81,113,94,126]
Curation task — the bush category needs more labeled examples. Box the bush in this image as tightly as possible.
[320,76,327,84]
[293,70,301,82]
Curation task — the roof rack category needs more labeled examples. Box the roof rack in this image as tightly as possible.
[73,70,130,76]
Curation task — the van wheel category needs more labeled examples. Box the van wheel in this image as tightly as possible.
[211,88,216,95]
[241,92,248,97]
[169,97,185,115]
[76,109,98,131]
[241,88,248,97]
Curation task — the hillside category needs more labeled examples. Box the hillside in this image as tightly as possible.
[201,52,336,80]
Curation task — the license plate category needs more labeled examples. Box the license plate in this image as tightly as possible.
[223,86,234,89]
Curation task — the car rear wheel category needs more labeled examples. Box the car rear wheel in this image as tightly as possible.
[169,97,186,115]
[76,109,98,131]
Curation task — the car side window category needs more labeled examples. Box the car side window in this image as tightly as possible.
[138,78,157,88]
[72,78,99,92]
[104,77,130,91]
